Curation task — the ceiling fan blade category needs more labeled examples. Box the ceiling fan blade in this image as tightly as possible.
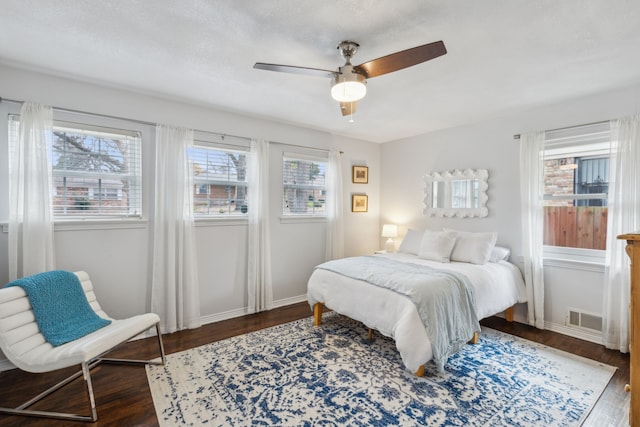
[354,41,447,78]
[340,101,357,116]
[253,63,336,78]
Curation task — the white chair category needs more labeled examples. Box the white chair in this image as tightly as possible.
[0,270,166,422]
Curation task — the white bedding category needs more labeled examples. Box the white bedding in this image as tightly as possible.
[306,252,527,373]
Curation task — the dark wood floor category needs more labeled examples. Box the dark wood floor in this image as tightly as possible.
[0,302,630,426]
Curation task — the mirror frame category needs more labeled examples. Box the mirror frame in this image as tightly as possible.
[423,168,489,218]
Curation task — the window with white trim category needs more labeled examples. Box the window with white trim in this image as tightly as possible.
[9,116,142,218]
[282,153,327,215]
[543,122,610,257]
[187,144,248,216]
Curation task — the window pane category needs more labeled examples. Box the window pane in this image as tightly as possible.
[188,145,248,216]
[50,128,142,217]
[282,156,326,215]
[543,153,609,250]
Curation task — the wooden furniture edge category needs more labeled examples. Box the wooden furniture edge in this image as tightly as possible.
[618,233,639,426]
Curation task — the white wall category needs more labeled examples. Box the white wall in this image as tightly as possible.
[380,83,640,340]
[0,64,381,329]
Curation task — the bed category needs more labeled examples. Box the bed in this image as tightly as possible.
[307,230,527,376]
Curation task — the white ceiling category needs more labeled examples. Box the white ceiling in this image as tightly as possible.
[1,1,640,143]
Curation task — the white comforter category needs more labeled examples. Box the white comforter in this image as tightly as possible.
[306,253,527,373]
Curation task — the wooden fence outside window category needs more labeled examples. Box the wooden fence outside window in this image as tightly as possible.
[543,206,608,250]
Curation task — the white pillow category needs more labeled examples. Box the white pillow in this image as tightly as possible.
[398,229,424,255]
[418,230,458,263]
[489,246,511,262]
[445,229,497,265]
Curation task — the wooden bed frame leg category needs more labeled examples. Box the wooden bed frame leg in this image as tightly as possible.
[368,328,373,341]
[469,331,479,344]
[313,303,324,326]
[415,365,425,377]
[505,306,515,322]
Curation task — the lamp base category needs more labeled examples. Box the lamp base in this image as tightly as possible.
[384,238,395,253]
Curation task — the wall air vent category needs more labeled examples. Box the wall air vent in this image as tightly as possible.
[567,308,603,332]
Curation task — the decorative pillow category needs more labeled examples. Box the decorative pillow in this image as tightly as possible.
[418,230,458,263]
[489,246,511,262]
[445,229,497,265]
[398,229,424,255]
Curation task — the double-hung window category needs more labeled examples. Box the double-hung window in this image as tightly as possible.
[543,122,611,260]
[282,153,327,215]
[9,116,142,219]
[187,143,248,217]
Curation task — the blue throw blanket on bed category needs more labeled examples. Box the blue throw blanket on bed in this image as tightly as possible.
[315,256,480,372]
[5,270,111,346]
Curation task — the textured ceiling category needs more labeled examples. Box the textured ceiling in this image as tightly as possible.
[1,1,640,142]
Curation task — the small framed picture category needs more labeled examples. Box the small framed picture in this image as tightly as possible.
[352,194,368,212]
[352,165,369,184]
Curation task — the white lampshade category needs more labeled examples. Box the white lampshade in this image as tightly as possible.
[381,224,398,238]
[381,224,398,253]
[331,72,367,102]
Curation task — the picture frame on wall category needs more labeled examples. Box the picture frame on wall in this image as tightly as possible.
[352,165,368,184]
[352,194,368,212]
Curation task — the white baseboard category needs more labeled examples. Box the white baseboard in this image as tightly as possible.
[199,294,308,326]
[491,313,603,345]
[0,358,13,372]
[544,321,603,345]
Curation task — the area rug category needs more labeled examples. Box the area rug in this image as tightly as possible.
[146,313,615,426]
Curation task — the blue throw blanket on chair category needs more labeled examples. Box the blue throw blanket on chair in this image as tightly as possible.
[5,270,111,346]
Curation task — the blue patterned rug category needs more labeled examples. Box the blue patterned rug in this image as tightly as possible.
[147,313,615,426]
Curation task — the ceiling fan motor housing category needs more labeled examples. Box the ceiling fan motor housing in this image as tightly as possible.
[331,64,367,102]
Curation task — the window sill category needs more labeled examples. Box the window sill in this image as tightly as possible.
[195,217,248,227]
[279,216,326,224]
[542,257,605,273]
[54,219,147,231]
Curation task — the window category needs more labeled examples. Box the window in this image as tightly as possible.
[543,123,610,252]
[9,116,142,219]
[282,153,327,215]
[187,144,248,216]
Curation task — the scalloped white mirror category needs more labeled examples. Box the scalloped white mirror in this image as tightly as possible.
[423,169,489,218]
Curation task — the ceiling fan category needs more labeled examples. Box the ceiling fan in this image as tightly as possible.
[254,40,447,117]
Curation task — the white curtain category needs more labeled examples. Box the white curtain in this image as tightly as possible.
[324,149,344,260]
[8,102,55,280]
[151,124,201,333]
[247,139,273,313]
[603,115,640,352]
[519,131,546,329]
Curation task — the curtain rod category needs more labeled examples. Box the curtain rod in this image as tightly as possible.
[272,140,343,155]
[0,96,250,143]
[513,119,609,140]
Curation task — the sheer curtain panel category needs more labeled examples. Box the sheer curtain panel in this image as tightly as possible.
[151,125,201,333]
[603,114,640,352]
[247,139,273,313]
[519,131,546,329]
[8,102,55,280]
[325,149,344,260]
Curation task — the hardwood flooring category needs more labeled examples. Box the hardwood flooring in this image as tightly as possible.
[0,302,630,426]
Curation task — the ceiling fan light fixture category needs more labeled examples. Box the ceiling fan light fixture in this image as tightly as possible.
[331,72,367,102]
